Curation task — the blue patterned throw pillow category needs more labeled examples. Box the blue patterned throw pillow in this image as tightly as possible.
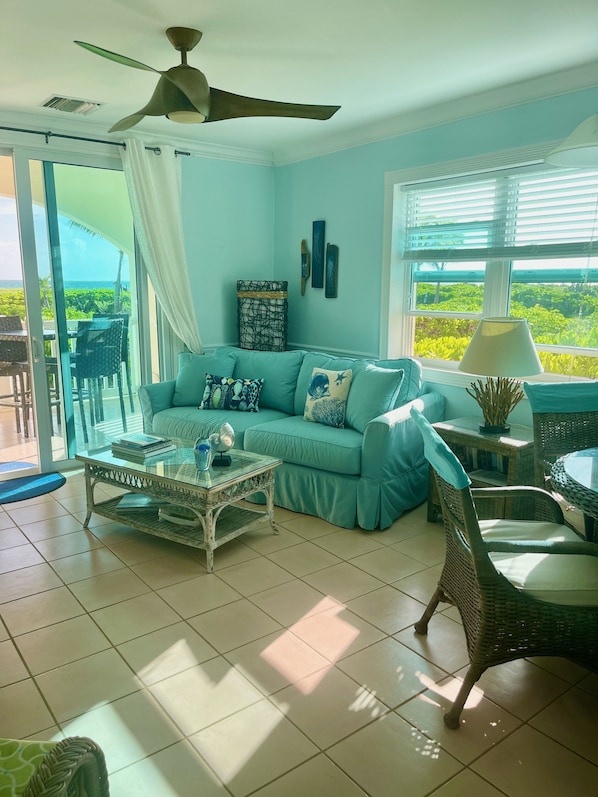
[304,367,352,428]
[199,374,264,412]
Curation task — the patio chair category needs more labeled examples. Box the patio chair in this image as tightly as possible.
[71,317,127,443]
[523,381,598,541]
[410,406,598,729]
[0,315,31,436]
[0,735,109,796]
[93,312,134,411]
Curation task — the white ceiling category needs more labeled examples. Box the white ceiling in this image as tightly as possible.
[4,0,598,162]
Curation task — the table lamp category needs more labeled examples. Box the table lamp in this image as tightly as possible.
[458,317,543,434]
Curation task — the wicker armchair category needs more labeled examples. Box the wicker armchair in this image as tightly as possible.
[0,736,109,796]
[410,406,598,729]
[523,381,598,541]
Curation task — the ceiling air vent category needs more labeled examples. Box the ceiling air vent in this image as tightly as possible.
[42,96,102,115]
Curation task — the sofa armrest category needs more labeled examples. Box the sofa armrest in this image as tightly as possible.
[357,391,445,529]
[361,392,445,481]
[138,380,176,433]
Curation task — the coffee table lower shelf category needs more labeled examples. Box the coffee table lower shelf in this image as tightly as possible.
[89,497,273,568]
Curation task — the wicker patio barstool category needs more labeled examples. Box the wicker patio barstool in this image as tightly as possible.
[410,406,598,729]
[523,381,598,541]
[0,736,109,796]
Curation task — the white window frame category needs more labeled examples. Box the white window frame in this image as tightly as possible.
[381,141,596,387]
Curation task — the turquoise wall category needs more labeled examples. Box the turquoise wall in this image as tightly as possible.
[182,155,275,347]
[274,87,598,356]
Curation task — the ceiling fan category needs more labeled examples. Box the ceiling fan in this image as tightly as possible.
[75,27,341,133]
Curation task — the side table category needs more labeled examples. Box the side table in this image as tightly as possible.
[427,416,535,521]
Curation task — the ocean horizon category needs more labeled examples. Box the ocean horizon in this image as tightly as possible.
[0,280,130,290]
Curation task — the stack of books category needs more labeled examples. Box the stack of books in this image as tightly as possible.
[111,433,176,461]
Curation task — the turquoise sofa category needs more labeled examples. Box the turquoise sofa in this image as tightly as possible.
[138,346,445,530]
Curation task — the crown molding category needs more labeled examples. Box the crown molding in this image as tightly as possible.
[0,109,275,166]
[273,59,598,166]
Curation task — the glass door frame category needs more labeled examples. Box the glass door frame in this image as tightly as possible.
[6,139,152,472]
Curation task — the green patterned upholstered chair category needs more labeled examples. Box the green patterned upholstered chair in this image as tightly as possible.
[0,736,109,796]
[410,406,598,729]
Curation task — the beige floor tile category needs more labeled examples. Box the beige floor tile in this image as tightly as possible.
[198,538,259,569]
[148,656,264,736]
[215,557,295,597]
[33,528,104,561]
[5,501,70,526]
[2,586,84,635]
[530,687,598,765]
[69,568,150,611]
[290,604,385,662]
[117,622,217,686]
[266,540,342,577]
[0,618,7,641]
[0,638,29,686]
[15,614,110,674]
[242,525,304,554]
[349,546,426,582]
[108,740,230,797]
[251,753,368,797]
[397,676,522,764]
[49,547,126,584]
[281,514,341,540]
[328,711,462,797]
[250,580,340,627]
[578,672,598,697]
[107,534,185,566]
[302,562,385,603]
[0,562,63,603]
[19,513,85,542]
[224,629,330,695]
[346,585,426,634]
[394,612,470,673]
[338,637,448,709]
[86,520,146,546]
[131,550,207,589]
[391,528,446,566]
[274,666,388,749]
[190,698,318,797]
[393,564,443,603]
[35,648,140,722]
[0,525,29,549]
[55,494,90,514]
[527,656,591,684]
[313,529,385,559]
[0,678,56,738]
[455,658,571,721]
[91,592,181,644]
[372,515,430,546]
[158,574,241,618]
[61,690,184,773]
[472,725,598,797]
[0,511,16,531]
[0,542,45,574]
[429,769,505,797]
[188,599,282,653]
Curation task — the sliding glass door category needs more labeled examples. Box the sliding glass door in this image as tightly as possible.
[0,148,155,474]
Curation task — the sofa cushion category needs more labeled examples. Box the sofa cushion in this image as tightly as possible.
[223,347,304,414]
[304,367,352,428]
[172,351,236,407]
[151,407,289,447]
[200,375,263,412]
[245,416,363,475]
[346,363,404,432]
[294,352,357,416]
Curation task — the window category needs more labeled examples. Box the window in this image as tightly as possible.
[386,151,598,379]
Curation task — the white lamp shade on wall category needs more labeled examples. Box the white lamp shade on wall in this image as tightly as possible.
[458,317,543,378]
[545,114,598,167]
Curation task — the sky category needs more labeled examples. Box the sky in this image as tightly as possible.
[0,196,129,283]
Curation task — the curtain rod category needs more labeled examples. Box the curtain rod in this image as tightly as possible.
[0,125,191,156]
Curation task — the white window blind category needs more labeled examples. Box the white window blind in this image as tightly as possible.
[401,166,598,263]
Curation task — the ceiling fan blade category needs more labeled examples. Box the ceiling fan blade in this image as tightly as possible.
[207,89,340,122]
[74,41,159,73]
[108,74,204,132]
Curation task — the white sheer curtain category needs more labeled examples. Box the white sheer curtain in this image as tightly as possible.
[120,138,202,353]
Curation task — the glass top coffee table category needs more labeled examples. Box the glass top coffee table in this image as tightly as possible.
[76,444,282,573]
